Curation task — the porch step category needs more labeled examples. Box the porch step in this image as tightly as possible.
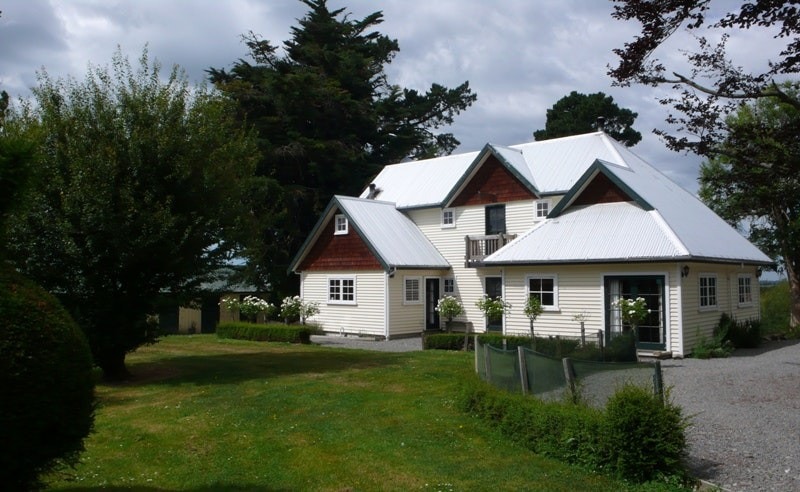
[637,350,673,361]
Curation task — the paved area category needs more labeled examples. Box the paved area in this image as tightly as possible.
[310,334,423,352]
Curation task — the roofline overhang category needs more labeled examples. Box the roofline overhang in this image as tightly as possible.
[442,143,539,208]
[548,159,653,218]
[481,256,775,268]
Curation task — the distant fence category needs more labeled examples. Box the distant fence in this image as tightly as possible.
[475,337,663,407]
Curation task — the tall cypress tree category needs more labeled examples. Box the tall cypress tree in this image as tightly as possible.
[209,0,476,298]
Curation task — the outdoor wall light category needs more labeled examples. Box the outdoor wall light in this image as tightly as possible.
[681,265,690,278]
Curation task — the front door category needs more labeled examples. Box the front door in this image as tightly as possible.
[485,276,503,332]
[605,276,666,350]
[425,278,440,331]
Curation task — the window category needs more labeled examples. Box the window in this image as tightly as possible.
[328,277,356,304]
[441,208,455,228]
[738,275,753,306]
[699,274,717,310]
[527,275,558,310]
[443,278,455,295]
[534,199,551,220]
[404,277,421,304]
[334,214,348,235]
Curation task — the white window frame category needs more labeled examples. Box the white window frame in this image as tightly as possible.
[404,276,422,305]
[698,274,718,311]
[534,199,551,220]
[443,277,455,295]
[525,274,559,311]
[327,276,356,305]
[738,274,753,307]
[441,208,455,228]
[334,214,348,235]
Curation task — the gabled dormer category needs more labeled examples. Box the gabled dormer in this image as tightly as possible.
[548,159,653,218]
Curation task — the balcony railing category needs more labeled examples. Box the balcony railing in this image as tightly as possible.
[465,233,516,267]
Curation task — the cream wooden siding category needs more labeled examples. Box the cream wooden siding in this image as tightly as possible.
[680,263,761,355]
[301,271,386,337]
[386,269,449,336]
[502,263,681,352]
[408,201,537,333]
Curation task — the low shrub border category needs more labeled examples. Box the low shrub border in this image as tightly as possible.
[216,322,313,344]
[458,376,689,485]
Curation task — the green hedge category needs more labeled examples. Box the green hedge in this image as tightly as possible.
[427,332,636,362]
[216,322,312,344]
[458,376,688,484]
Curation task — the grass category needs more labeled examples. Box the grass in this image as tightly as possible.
[42,335,672,491]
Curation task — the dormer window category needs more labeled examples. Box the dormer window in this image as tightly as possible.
[441,208,455,228]
[334,214,348,235]
[535,199,551,220]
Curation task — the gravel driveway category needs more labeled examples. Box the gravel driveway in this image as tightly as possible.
[662,340,800,491]
[312,334,800,491]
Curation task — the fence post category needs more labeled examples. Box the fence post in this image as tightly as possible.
[518,346,529,395]
[483,343,492,382]
[474,335,479,373]
[562,357,577,403]
[598,330,605,361]
[653,360,664,402]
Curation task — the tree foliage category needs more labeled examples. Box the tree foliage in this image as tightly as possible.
[208,0,476,298]
[533,91,642,146]
[5,49,259,379]
[700,84,800,327]
[611,1,800,328]
[609,0,800,155]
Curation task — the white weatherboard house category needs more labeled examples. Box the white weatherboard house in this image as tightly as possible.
[289,132,772,356]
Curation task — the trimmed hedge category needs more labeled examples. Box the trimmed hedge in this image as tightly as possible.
[216,322,312,344]
[458,376,688,484]
[0,267,95,491]
[426,332,637,362]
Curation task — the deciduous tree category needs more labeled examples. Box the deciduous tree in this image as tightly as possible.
[6,49,259,379]
[533,91,642,146]
[208,0,476,298]
[610,0,800,328]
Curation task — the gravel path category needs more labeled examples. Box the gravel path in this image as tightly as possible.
[311,334,800,491]
[661,340,800,491]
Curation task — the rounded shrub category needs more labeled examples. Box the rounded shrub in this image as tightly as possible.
[0,267,95,490]
[601,384,687,482]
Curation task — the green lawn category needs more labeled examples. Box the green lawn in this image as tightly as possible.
[46,335,660,491]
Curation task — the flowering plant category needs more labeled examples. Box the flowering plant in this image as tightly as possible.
[523,296,543,322]
[612,297,649,329]
[436,295,464,322]
[280,296,320,324]
[219,295,275,320]
[476,295,510,321]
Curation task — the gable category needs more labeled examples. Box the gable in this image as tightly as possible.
[571,172,633,206]
[451,155,537,207]
[296,210,382,271]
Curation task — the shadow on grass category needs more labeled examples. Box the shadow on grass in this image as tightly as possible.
[48,485,292,492]
[106,346,411,389]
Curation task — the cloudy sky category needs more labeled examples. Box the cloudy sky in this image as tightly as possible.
[0,0,784,195]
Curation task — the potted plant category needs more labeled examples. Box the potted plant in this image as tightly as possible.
[476,295,510,331]
[436,295,464,332]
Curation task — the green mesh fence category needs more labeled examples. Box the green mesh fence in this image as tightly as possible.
[476,337,662,407]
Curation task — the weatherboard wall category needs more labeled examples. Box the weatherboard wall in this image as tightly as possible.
[300,270,386,337]
[679,263,761,355]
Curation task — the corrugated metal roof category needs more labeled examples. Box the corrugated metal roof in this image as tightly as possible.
[359,152,477,209]
[600,141,773,264]
[336,196,450,269]
[485,202,688,263]
[362,132,627,208]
